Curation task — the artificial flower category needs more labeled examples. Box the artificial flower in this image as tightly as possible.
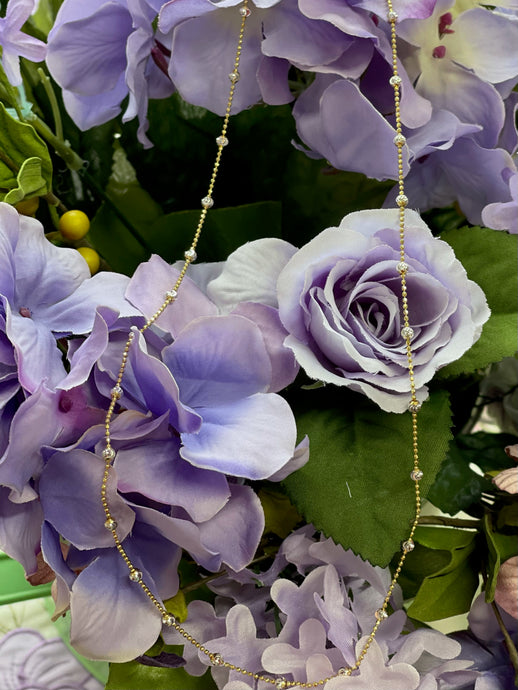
[46,0,173,146]
[0,203,139,392]
[275,209,489,412]
[0,0,46,86]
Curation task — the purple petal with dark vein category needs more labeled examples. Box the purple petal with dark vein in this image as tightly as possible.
[162,314,271,407]
[0,487,43,576]
[180,392,297,479]
[114,439,230,522]
[39,448,135,549]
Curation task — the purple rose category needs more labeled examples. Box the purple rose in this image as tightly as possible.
[276,209,489,412]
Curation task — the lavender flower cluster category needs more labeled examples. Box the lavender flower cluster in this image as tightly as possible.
[37,0,518,231]
[0,202,306,661]
[163,526,517,690]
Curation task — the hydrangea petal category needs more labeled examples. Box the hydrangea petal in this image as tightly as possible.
[163,315,272,407]
[69,549,162,662]
[46,2,132,96]
[39,449,135,549]
[180,392,297,479]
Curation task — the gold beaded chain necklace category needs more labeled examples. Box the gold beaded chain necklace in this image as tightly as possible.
[99,1,423,686]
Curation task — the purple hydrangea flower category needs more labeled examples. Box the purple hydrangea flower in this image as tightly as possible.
[0,629,103,690]
[46,0,174,147]
[0,203,139,393]
[164,528,475,689]
[0,0,47,86]
[11,299,304,660]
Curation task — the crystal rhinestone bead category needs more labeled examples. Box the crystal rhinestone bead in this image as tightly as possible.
[129,569,143,582]
[111,385,123,400]
[275,680,288,690]
[396,194,409,207]
[239,6,251,16]
[102,446,115,461]
[402,539,415,553]
[408,400,422,413]
[210,653,224,666]
[165,289,178,300]
[396,261,409,273]
[410,469,424,481]
[201,196,214,209]
[337,668,348,676]
[393,133,406,147]
[162,613,176,626]
[184,248,197,261]
[104,518,117,531]
[387,10,398,21]
[401,326,414,340]
[389,75,402,87]
[216,135,229,147]
[375,608,388,621]
[228,71,240,83]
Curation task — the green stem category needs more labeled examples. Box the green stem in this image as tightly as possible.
[27,114,85,171]
[491,599,518,687]
[0,68,24,121]
[37,68,64,141]
[0,148,19,174]
[417,516,481,529]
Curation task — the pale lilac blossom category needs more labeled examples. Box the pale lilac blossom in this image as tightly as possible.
[0,203,139,393]
[0,629,103,690]
[46,0,174,146]
[0,0,46,86]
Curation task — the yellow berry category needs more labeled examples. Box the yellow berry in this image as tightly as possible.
[59,210,90,240]
[77,247,100,275]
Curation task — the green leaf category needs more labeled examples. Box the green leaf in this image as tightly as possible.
[147,201,282,264]
[106,662,217,690]
[483,511,518,603]
[282,389,452,566]
[405,526,479,621]
[4,157,48,205]
[438,226,518,377]
[427,432,516,516]
[0,103,52,200]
